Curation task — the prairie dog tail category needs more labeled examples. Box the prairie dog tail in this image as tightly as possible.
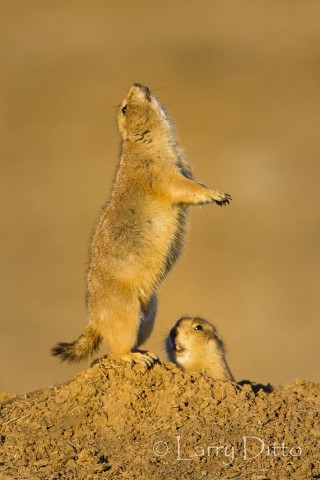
[51,325,102,364]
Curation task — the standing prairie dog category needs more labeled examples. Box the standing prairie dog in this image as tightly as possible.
[51,83,231,367]
[166,317,234,381]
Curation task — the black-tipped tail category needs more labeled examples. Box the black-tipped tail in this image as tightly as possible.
[51,325,102,364]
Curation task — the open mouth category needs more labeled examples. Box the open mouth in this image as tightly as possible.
[174,342,186,354]
[169,328,186,354]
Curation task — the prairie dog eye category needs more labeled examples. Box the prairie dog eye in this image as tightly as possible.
[193,324,203,331]
[121,105,127,116]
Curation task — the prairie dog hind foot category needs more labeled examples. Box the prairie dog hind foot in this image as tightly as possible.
[119,350,159,368]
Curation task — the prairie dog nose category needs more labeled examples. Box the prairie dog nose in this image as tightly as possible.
[132,83,151,100]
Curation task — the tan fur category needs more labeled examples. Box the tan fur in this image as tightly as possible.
[51,83,231,367]
[51,325,102,364]
[166,317,234,381]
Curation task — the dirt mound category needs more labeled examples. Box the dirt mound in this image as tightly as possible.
[0,357,319,479]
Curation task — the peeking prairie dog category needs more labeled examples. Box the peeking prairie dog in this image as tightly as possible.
[166,317,234,381]
[51,83,231,368]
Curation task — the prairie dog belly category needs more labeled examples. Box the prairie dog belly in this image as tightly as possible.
[91,200,185,290]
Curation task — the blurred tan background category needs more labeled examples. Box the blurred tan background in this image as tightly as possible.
[1,1,320,393]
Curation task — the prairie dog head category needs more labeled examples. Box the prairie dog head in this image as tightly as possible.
[166,317,234,381]
[117,83,172,143]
